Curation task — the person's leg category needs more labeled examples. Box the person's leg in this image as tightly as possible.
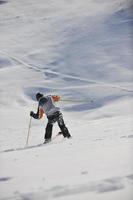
[57,113,71,138]
[44,122,53,142]
[44,113,58,142]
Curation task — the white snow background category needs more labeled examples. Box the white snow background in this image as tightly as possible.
[0,0,133,199]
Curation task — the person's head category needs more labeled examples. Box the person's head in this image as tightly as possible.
[36,92,43,101]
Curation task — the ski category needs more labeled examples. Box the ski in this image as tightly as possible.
[1,132,63,153]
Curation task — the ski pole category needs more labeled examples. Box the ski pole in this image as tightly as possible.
[60,99,94,103]
[26,116,32,147]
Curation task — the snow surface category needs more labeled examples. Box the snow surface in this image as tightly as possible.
[0,0,133,199]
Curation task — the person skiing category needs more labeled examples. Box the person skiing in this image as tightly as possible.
[30,92,71,143]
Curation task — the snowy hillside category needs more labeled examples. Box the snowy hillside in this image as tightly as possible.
[0,0,133,199]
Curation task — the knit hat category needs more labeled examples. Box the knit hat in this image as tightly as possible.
[36,92,43,101]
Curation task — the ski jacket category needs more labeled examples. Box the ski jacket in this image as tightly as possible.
[33,95,61,119]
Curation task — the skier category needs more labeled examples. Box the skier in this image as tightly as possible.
[30,93,71,143]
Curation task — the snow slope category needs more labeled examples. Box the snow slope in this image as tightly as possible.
[0,0,133,199]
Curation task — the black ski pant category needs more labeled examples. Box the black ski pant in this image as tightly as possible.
[45,111,71,140]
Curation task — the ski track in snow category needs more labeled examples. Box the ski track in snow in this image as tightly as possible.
[0,50,133,93]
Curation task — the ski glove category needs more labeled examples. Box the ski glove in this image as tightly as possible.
[30,111,34,117]
[30,111,40,119]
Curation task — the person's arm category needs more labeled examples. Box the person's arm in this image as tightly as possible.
[52,95,61,102]
[38,107,44,119]
[30,96,47,119]
[30,106,44,119]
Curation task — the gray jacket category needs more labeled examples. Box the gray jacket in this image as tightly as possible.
[39,95,60,116]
